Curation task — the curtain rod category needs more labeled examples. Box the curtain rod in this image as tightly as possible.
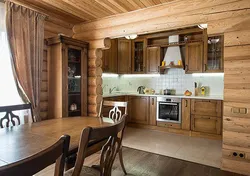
[4,0,49,18]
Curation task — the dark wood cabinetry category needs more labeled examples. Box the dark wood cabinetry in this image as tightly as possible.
[128,96,149,124]
[149,97,157,126]
[185,42,203,73]
[132,38,147,73]
[102,39,118,73]
[118,39,131,74]
[47,36,88,118]
[191,99,222,134]
[181,99,191,130]
[146,46,162,73]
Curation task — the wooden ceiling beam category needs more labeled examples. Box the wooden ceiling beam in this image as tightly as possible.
[73,0,239,33]
[140,0,157,7]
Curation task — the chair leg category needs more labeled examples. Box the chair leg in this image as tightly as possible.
[119,147,127,175]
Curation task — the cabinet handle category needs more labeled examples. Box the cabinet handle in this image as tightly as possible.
[185,100,188,107]
[185,65,188,71]
[152,98,154,105]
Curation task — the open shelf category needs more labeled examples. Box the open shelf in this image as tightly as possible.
[147,40,203,48]
[159,65,183,69]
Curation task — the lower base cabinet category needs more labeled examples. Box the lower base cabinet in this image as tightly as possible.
[128,96,149,124]
[191,115,222,134]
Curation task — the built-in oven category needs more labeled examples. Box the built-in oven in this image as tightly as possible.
[156,97,181,123]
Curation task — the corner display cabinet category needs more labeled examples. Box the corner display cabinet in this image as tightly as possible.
[46,35,88,118]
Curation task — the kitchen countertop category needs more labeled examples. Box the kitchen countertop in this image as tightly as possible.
[103,92,223,100]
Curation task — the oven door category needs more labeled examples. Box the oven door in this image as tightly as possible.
[157,102,181,123]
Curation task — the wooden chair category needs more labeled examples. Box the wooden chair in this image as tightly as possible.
[98,100,128,175]
[0,103,34,128]
[0,135,70,176]
[64,116,126,176]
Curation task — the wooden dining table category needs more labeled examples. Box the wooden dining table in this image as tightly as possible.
[0,116,114,167]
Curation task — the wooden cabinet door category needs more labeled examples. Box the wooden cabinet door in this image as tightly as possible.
[147,46,162,73]
[149,97,157,126]
[191,115,222,134]
[118,39,131,74]
[181,99,191,130]
[191,99,222,117]
[131,38,146,74]
[102,39,118,73]
[185,42,203,73]
[129,96,149,124]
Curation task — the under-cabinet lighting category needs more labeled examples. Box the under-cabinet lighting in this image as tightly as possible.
[121,74,160,78]
[192,73,224,77]
[102,73,119,78]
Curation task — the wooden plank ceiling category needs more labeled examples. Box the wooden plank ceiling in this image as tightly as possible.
[17,0,176,24]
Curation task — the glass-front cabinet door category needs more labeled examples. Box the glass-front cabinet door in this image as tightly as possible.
[204,35,224,72]
[67,47,82,117]
[132,38,146,73]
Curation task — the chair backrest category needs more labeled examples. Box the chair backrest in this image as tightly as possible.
[99,100,128,121]
[71,116,126,176]
[0,103,34,128]
[0,135,70,176]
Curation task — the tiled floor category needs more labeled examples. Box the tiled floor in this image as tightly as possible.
[123,127,222,168]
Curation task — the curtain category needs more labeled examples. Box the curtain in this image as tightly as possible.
[5,1,45,122]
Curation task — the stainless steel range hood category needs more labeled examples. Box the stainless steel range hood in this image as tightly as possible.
[163,35,182,66]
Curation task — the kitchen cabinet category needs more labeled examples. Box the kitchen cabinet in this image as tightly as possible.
[132,38,147,73]
[191,99,222,117]
[204,35,224,72]
[185,42,203,73]
[146,46,162,73]
[191,99,222,135]
[102,39,118,73]
[149,97,157,126]
[191,115,222,134]
[181,99,191,130]
[47,35,88,118]
[128,96,149,124]
[118,39,131,74]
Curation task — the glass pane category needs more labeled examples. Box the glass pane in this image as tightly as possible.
[207,36,222,70]
[68,48,81,116]
[134,41,144,72]
[159,104,179,121]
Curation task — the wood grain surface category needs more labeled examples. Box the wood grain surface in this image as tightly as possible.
[0,117,113,167]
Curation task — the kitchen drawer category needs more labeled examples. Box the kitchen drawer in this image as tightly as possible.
[157,121,181,129]
[191,99,222,117]
[191,115,222,134]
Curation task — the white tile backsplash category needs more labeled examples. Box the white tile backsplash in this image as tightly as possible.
[103,69,224,96]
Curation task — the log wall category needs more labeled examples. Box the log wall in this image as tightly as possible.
[72,0,250,174]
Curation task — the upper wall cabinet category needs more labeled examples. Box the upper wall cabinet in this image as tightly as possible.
[118,39,131,74]
[131,38,147,73]
[185,42,203,73]
[204,35,224,72]
[147,46,162,73]
[102,39,118,73]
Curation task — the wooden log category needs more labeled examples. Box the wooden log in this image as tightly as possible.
[224,45,250,60]
[223,116,250,134]
[74,8,250,40]
[89,38,111,50]
[88,113,98,117]
[224,30,250,47]
[88,105,99,114]
[222,158,250,175]
[88,76,102,86]
[45,21,73,37]
[40,101,48,112]
[41,81,48,92]
[40,92,48,101]
[88,85,102,95]
[224,89,250,103]
[88,58,102,68]
[88,67,102,77]
[88,95,103,105]
[73,0,238,33]
[88,48,102,59]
